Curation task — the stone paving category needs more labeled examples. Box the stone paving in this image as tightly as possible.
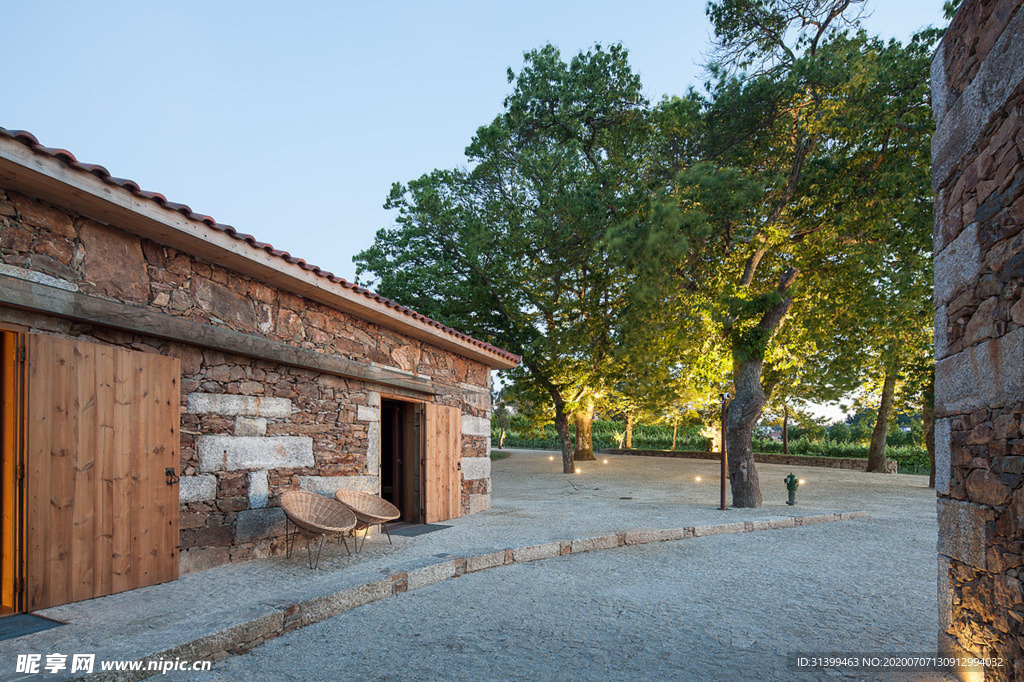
[191,501,951,681]
[0,450,937,680]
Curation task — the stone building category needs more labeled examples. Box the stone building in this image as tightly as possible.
[0,128,518,612]
[932,0,1024,678]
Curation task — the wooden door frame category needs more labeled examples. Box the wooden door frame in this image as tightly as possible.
[0,322,26,614]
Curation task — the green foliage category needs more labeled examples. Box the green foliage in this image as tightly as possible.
[493,419,709,452]
[827,421,852,443]
[492,417,929,473]
[751,436,930,473]
[356,44,658,461]
[358,2,942,476]
[605,2,941,497]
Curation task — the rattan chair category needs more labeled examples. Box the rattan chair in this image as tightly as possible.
[333,490,401,553]
[280,491,357,569]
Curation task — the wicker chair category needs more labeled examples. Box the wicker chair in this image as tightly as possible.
[280,491,357,569]
[334,490,401,553]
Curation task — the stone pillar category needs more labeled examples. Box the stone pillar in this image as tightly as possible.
[461,412,492,513]
[357,391,381,477]
[932,1,1024,679]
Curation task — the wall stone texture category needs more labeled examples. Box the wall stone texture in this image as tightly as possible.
[0,180,495,573]
[600,448,900,473]
[932,1,1024,679]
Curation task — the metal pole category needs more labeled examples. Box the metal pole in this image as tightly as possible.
[720,393,729,510]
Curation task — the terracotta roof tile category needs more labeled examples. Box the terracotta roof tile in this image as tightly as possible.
[0,126,520,366]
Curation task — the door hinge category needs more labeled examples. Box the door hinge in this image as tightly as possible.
[16,346,25,363]
[165,468,180,486]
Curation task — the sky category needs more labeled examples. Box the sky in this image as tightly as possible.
[5,0,946,282]
[4,0,948,421]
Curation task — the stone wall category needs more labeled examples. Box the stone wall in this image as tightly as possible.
[932,0,1024,678]
[599,449,899,473]
[0,184,494,572]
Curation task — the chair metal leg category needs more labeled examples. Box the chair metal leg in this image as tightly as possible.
[304,530,314,569]
[313,534,324,570]
[285,520,293,559]
[340,532,351,556]
[383,522,392,545]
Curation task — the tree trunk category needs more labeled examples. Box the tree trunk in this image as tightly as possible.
[498,427,506,450]
[724,267,798,508]
[527,362,574,473]
[553,408,574,473]
[573,400,595,461]
[671,422,678,451]
[867,371,897,473]
[726,358,766,508]
[782,403,789,455]
[624,413,633,450]
[923,372,935,488]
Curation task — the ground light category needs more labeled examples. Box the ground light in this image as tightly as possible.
[799,479,806,485]
[548,456,554,461]
[602,459,608,464]
[574,467,581,474]
[695,476,702,482]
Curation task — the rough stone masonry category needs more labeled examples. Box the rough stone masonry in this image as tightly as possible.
[932,0,1024,679]
[0,159,501,576]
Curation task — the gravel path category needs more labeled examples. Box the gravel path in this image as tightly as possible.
[173,451,950,682]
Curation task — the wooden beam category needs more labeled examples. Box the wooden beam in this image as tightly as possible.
[0,140,518,370]
[0,274,440,395]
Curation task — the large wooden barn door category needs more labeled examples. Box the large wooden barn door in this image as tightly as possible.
[26,335,179,610]
[422,403,461,523]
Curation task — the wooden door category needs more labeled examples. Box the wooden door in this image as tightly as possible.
[0,330,23,614]
[26,334,180,610]
[423,403,461,523]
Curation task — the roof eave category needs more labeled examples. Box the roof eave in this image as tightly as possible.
[0,137,519,370]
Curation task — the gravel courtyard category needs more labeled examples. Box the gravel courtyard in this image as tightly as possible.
[176,450,950,681]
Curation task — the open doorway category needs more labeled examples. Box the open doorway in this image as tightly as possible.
[379,399,421,523]
[0,328,23,616]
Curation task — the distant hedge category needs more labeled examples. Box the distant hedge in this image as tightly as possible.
[492,419,931,474]
[493,419,707,452]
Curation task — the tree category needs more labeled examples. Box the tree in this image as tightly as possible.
[824,198,934,472]
[492,391,513,450]
[603,268,731,452]
[356,44,651,473]
[619,0,937,506]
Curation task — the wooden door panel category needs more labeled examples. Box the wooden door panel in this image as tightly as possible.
[423,403,461,523]
[0,330,22,613]
[27,335,179,610]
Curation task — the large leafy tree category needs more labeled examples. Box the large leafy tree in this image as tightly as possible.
[356,44,652,473]
[620,0,937,506]
[848,237,934,472]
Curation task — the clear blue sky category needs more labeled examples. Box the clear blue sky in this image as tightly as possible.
[4,1,946,284]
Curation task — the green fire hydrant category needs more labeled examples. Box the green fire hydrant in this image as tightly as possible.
[784,473,799,506]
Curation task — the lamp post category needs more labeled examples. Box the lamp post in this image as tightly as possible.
[720,392,730,511]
